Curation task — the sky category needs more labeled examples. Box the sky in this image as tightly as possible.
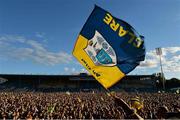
[0,0,180,79]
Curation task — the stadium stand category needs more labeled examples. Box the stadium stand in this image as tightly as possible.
[0,74,158,92]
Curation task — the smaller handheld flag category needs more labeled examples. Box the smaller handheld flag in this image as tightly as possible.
[129,97,144,111]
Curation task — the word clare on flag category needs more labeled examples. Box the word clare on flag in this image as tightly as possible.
[73,6,145,89]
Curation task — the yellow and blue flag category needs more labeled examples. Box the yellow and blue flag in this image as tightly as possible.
[73,6,145,89]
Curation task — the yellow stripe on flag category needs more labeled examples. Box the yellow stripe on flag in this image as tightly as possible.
[72,35,125,89]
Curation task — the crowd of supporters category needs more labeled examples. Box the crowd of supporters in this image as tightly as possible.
[0,92,179,119]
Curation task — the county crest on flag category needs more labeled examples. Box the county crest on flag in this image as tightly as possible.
[72,5,145,89]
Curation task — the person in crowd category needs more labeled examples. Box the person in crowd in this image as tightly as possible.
[112,95,143,119]
[155,106,180,119]
[0,92,179,119]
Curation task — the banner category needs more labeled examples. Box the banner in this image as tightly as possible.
[73,5,145,89]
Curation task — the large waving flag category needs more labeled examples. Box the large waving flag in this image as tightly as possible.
[73,6,145,89]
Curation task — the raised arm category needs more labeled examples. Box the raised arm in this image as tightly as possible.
[113,95,144,120]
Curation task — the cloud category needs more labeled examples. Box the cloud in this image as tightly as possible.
[35,32,45,38]
[139,59,158,68]
[64,67,69,72]
[163,47,180,54]
[0,35,26,43]
[0,34,72,65]
[64,67,75,72]
[139,47,180,72]
[64,67,77,74]
[63,67,89,75]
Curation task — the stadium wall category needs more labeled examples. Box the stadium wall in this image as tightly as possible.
[0,74,158,92]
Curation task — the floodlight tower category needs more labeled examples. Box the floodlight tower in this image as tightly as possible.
[156,47,165,90]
